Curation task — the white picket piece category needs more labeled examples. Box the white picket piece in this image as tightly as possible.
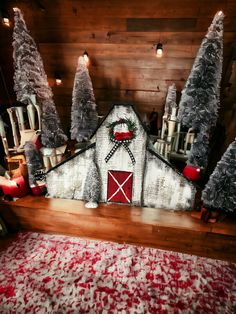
[41,144,67,171]
[7,108,19,147]
[27,103,36,130]
[26,94,41,131]
[167,120,176,142]
[160,115,168,140]
[0,116,9,155]
[174,123,181,152]
[15,106,25,131]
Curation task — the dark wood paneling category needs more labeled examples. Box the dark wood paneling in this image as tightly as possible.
[127,18,197,32]
[34,31,236,45]
[0,0,235,141]
[39,43,198,58]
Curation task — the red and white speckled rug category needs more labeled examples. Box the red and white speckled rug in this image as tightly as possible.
[0,232,235,313]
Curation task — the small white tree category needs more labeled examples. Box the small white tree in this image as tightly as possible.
[83,160,100,208]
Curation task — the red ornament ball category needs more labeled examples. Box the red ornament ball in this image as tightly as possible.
[182,165,201,181]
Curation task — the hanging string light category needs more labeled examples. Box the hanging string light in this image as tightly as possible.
[1,9,10,27]
[54,72,62,86]
[156,43,163,57]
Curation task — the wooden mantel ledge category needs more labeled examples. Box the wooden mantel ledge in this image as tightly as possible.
[0,195,236,262]
[0,195,235,236]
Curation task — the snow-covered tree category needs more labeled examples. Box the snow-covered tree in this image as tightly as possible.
[164,83,177,117]
[201,138,236,213]
[24,142,44,187]
[13,8,67,148]
[83,160,100,208]
[70,56,98,142]
[178,11,224,169]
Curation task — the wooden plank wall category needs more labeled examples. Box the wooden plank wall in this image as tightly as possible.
[0,0,236,134]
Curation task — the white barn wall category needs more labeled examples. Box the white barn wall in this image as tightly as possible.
[95,105,147,205]
[143,151,195,210]
[46,105,196,210]
[46,147,95,199]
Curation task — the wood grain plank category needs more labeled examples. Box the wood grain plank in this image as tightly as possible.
[0,196,222,232]
[39,42,199,59]
[0,196,236,262]
[34,31,236,45]
[44,56,195,70]
[127,18,197,32]
[18,0,228,20]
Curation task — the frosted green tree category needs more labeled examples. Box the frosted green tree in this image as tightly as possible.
[164,83,177,117]
[202,138,236,213]
[83,159,100,208]
[13,8,67,148]
[70,56,98,142]
[178,11,224,169]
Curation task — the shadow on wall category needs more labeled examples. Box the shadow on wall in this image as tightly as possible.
[221,60,236,148]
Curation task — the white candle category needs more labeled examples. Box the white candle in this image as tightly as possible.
[170,107,177,121]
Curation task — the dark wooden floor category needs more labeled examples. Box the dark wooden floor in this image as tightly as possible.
[0,195,236,262]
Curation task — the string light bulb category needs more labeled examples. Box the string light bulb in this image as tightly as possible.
[54,72,62,86]
[218,10,223,16]
[2,17,10,27]
[156,43,163,57]
[83,51,89,65]
[55,78,62,86]
[1,9,10,27]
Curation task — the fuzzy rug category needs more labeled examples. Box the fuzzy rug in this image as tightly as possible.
[0,232,235,313]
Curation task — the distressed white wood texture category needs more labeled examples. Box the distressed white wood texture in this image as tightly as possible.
[46,147,95,199]
[143,150,195,210]
[95,105,147,205]
[46,105,196,210]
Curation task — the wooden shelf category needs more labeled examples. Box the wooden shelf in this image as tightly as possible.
[0,195,236,262]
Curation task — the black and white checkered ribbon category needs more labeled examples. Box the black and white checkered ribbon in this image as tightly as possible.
[105,142,136,165]
[122,143,136,164]
[34,169,46,182]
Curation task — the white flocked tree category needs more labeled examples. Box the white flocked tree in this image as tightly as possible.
[12,8,67,148]
[178,11,224,169]
[70,56,98,143]
[202,138,236,214]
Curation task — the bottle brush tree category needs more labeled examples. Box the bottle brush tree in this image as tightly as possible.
[164,83,177,117]
[12,8,67,148]
[24,142,44,187]
[70,56,98,143]
[178,11,224,169]
[201,138,236,214]
[83,159,100,208]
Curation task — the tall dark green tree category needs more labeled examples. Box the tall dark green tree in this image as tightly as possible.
[178,11,224,169]
[70,56,98,143]
[13,8,67,148]
[202,138,236,213]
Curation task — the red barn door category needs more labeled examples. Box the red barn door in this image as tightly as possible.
[107,170,133,204]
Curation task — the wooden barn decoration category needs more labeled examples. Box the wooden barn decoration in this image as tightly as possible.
[46,104,196,210]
